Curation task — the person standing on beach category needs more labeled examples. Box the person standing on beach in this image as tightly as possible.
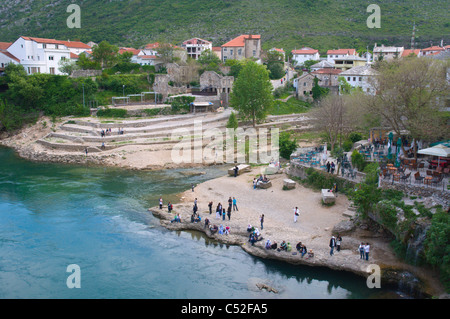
[227,206,231,220]
[228,197,232,210]
[260,214,264,230]
[329,236,336,256]
[159,197,163,209]
[232,197,238,211]
[208,201,213,215]
[293,207,299,223]
[336,234,342,252]
[364,243,370,261]
[222,208,226,221]
[359,242,365,259]
[191,183,195,192]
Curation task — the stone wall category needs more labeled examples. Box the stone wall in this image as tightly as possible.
[70,70,102,78]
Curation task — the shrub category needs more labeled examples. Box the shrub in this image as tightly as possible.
[279,131,297,159]
[349,132,363,143]
[342,139,353,152]
[96,108,127,118]
[351,149,366,171]
[226,112,239,129]
[170,96,195,113]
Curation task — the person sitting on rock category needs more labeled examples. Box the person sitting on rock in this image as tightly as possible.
[271,241,278,250]
[296,242,302,252]
[265,239,272,249]
[225,226,230,235]
[286,242,292,252]
[209,224,218,234]
[280,241,287,251]
[306,249,314,259]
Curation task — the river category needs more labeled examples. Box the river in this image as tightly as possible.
[0,147,402,299]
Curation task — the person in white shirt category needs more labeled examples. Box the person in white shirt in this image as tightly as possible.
[364,243,370,261]
[294,207,299,223]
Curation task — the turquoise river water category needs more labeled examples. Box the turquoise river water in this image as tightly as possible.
[0,147,403,299]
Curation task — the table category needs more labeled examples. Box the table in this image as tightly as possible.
[424,176,433,185]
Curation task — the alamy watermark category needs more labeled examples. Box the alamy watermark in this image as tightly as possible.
[367,4,381,29]
[66,264,81,288]
[366,264,381,288]
[67,4,81,29]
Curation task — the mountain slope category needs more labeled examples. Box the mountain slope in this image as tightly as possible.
[0,0,449,53]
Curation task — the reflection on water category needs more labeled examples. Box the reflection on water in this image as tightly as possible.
[0,147,400,299]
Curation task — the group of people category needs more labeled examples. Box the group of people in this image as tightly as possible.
[359,242,371,261]
[326,161,336,174]
[204,219,230,235]
[329,235,342,256]
[100,128,112,138]
[252,175,270,189]
[247,225,263,245]
[208,196,238,221]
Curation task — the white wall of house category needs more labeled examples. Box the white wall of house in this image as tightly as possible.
[0,52,19,69]
[340,74,376,95]
[292,52,320,67]
[8,37,71,75]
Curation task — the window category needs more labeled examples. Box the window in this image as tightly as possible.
[359,77,362,81]
[49,67,55,75]
[238,49,242,55]
[347,77,350,81]
[230,49,233,55]
[223,48,227,52]
[43,44,47,49]
[353,77,356,81]
[253,50,256,56]
[61,57,66,61]
[49,56,54,61]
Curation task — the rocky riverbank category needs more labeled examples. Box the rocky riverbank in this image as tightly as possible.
[148,168,447,298]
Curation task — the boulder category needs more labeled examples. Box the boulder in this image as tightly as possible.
[322,189,336,204]
[228,164,251,176]
[257,181,272,189]
[283,179,296,189]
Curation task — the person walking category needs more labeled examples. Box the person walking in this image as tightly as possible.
[329,236,336,256]
[364,243,370,261]
[336,234,342,252]
[208,201,213,215]
[232,197,238,211]
[293,207,299,223]
[260,214,264,230]
[359,242,365,259]
[326,161,331,173]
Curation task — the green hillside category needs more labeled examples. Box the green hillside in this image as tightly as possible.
[0,0,449,53]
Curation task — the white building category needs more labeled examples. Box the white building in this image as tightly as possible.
[7,36,71,75]
[373,44,404,61]
[339,65,378,95]
[291,48,320,67]
[181,38,212,60]
[326,49,357,63]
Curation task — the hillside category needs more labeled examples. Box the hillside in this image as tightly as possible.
[0,0,449,53]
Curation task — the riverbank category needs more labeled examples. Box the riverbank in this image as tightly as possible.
[149,167,446,298]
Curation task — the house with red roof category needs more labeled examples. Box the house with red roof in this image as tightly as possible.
[401,49,423,58]
[0,42,20,72]
[326,49,357,63]
[422,46,445,56]
[221,34,261,62]
[7,36,71,75]
[181,38,212,60]
[291,48,320,67]
[212,47,222,60]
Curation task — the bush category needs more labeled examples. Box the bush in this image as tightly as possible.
[349,132,363,143]
[279,131,297,159]
[96,108,127,118]
[351,149,366,171]
[170,96,195,113]
[226,112,239,129]
[342,139,353,152]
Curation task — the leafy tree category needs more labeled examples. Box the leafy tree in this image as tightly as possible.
[303,59,319,72]
[58,59,79,75]
[198,49,221,66]
[226,111,239,129]
[279,131,297,159]
[92,40,119,69]
[77,52,101,70]
[311,76,329,100]
[267,62,284,80]
[156,43,175,64]
[229,61,273,127]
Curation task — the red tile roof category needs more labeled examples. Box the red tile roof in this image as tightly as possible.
[222,35,261,47]
[292,49,319,55]
[138,55,157,60]
[0,51,19,63]
[118,47,141,55]
[70,52,79,59]
[401,49,421,57]
[60,40,91,49]
[182,38,211,45]
[0,42,12,51]
[422,46,444,52]
[21,36,66,45]
[327,49,356,55]
[212,47,221,51]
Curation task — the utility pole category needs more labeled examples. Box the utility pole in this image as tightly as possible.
[82,83,85,109]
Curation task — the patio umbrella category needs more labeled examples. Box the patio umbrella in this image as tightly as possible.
[395,137,402,167]
[417,144,450,167]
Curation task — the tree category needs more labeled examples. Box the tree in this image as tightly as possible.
[267,62,284,80]
[91,40,119,69]
[311,94,351,152]
[366,57,449,159]
[58,59,79,75]
[77,52,101,70]
[229,61,274,127]
[302,59,319,72]
[156,42,175,64]
[311,76,329,100]
[226,111,239,129]
[198,49,221,66]
[279,131,297,159]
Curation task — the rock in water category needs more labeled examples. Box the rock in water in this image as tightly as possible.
[256,283,278,293]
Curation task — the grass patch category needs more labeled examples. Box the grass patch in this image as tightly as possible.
[270,97,311,115]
